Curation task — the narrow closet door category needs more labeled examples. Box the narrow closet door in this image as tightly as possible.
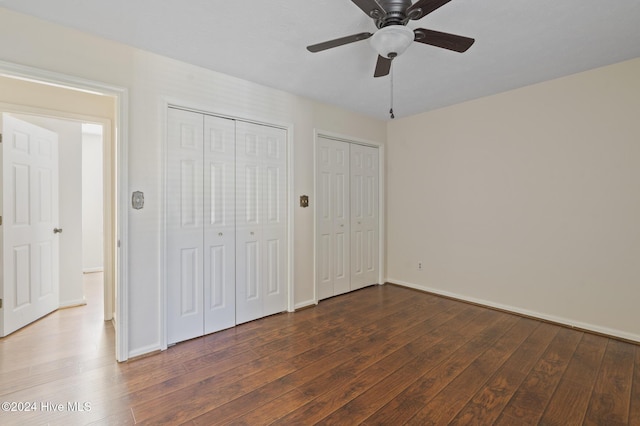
[167,108,205,344]
[203,115,236,333]
[350,143,379,290]
[316,137,351,300]
[236,121,287,324]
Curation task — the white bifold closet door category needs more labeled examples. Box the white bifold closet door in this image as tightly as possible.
[235,122,288,324]
[316,138,351,300]
[316,137,379,301]
[350,143,379,290]
[166,108,287,345]
[167,109,236,344]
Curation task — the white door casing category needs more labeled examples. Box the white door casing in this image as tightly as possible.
[235,121,287,324]
[1,114,59,337]
[350,143,379,290]
[315,137,351,300]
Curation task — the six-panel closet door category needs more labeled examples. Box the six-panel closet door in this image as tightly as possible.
[316,137,351,300]
[350,143,379,290]
[235,121,288,324]
[167,108,288,345]
[316,137,379,301]
[166,109,236,344]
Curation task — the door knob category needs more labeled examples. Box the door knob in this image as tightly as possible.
[53,228,63,234]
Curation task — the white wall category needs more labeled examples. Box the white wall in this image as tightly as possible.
[82,128,104,272]
[387,58,640,342]
[0,8,387,357]
[11,114,85,307]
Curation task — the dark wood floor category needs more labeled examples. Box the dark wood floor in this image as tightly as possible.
[1,279,638,425]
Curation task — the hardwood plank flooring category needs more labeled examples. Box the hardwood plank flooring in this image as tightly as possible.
[0,280,638,425]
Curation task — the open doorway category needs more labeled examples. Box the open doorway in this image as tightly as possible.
[6,114,108,310]
[0,63,127,361]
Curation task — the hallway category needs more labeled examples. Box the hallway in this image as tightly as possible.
[0,273,115,423]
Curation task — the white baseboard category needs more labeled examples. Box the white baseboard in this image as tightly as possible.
[59,297,87,309]
[294,299,317,311]
[128,342,162,359]
[387,278,640,344]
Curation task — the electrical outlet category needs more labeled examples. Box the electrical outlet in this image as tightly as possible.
[418,262,423,271]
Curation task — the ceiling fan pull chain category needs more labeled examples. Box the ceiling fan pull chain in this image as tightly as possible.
[389,62,395,119]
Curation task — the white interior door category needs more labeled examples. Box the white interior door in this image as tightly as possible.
[203,115,236,334]
[1,114,60,337]
[235,121,287,324]
[350,143,379,289]
[166,108,205,344]
[316,137,350,300]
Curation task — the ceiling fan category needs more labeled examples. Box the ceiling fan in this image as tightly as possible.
[306,0,475,78]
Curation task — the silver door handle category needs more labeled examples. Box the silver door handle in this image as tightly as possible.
[53,228,63,234]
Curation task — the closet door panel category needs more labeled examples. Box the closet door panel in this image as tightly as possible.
[350,144,379,290]
[316,138,350,300]
[167,108,205,344]
[236,122,287,323]
[236,125,264,323]
[261,127,287,316]
[203,115,236,333]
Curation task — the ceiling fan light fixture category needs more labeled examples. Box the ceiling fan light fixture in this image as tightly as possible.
[370,25,415,58]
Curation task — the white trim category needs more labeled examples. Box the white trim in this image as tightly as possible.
[128,343,163,360]
[295,300,317,311]
[59,298,87,309]
[0,60,130,362]
[315,129,384,149]
[312,129,386,304]
[286,124,295,313]
[159,103,169,352]
[377,143,386,286]
[388,278,640,344]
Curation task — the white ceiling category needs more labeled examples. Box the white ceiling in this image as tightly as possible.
[2,0,640,120]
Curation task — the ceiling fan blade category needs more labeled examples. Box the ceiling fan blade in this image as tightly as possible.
[413,28,475,52]
[374,55,392,77]
[406,0,452,20]
[351,0,387,19]
[307,32,373,53]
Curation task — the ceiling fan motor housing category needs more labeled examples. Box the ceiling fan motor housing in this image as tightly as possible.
[375,0,415,27]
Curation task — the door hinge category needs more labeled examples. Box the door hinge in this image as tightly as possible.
[0,215,2,226]
[0,299,3,309]
[0,133,3,143]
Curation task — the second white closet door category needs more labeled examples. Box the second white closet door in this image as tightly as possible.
[235,121,288,324]
[350,143,379,290]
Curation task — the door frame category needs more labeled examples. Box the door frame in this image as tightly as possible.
[312,130,385,305]
[160,101,294,351]
[0,60,130,362]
